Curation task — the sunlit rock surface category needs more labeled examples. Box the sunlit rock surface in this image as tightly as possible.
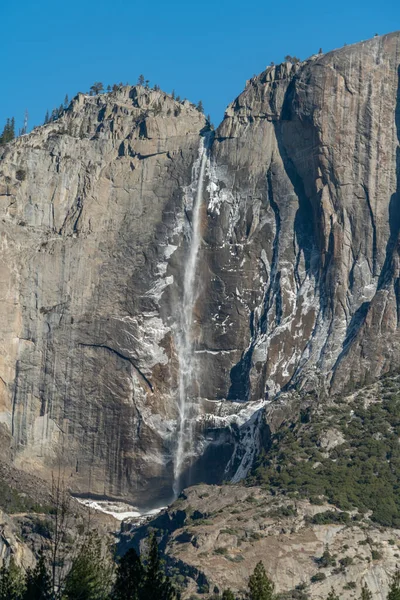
[0,32,399,505]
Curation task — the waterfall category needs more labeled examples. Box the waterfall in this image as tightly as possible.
[173,135,209,496]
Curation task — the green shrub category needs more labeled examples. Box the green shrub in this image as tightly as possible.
[268,505,298,518]
[310,511,350,525]
[315,548,336,568]
[339,556,353,568]
[214,547,228,556]
[344,581,356,590]
[248,386,400,527]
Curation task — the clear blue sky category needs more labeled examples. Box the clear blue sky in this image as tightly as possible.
[1,0,399,133]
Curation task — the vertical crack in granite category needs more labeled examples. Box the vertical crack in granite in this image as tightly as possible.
[1,34,400,502]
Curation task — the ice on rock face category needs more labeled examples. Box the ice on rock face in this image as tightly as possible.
[173,135,210,495]
[3,34,400,506]
[75,498,165,522]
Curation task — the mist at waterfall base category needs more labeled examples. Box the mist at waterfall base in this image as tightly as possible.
[171,133,232,498]
[170,132,247,501]
[74,133,237,518]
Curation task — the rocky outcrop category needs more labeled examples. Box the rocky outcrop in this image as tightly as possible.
[121,484,400,600]
[1,32,400,505]
[0,510,34,569]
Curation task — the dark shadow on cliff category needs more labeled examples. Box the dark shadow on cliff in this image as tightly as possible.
[173,426,237,494]
[276,78,318,280]
[227,73,321,402]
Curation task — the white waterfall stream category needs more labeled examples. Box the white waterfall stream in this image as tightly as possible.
[173,135,209,496]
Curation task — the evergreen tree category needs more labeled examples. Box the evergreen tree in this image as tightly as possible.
[222,590,236,600]
[112,548,144,600]
[107,85,111,92]
[44,110,50,125]
[63,533,112,600]
[284,54,300,63]
[326,588,340,600]
[247,562,275,600]
[64,94,69,107]
[0,118,15,145]
[360,583,372,600]
[137,74,145,86]
[90,82,104,95]
[0,558,25,600]
[23,552,52,600]
[171,90,175,99]
[141,534,176,600]
[145,80,150,90]
[112,84,119,92]
[196,100,204,113]
[388,571,400,600]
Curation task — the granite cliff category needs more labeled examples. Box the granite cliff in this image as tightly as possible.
[0,32,400,506]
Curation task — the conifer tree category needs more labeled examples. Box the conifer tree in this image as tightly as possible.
[64,94,69,107]
[90,82,104,95]
[171,90,175,99]
[326,588,340,600]
[113,548,144,600]
[360,583,372,600]
[388,570,400,600]
[44,110,50,124]
[222,590,236,600]
[0,118,15,145]
[137,74,145,86]
[141,534,176,600]
[63,532,112,600]
[247,562,275,600]
[0,558,25,600]
[23,552,52,600]
[196,100,204,113]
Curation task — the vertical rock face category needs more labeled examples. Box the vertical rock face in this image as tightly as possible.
[200,31,400,402]
[0,32,400,504]
[0,87,208,504]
